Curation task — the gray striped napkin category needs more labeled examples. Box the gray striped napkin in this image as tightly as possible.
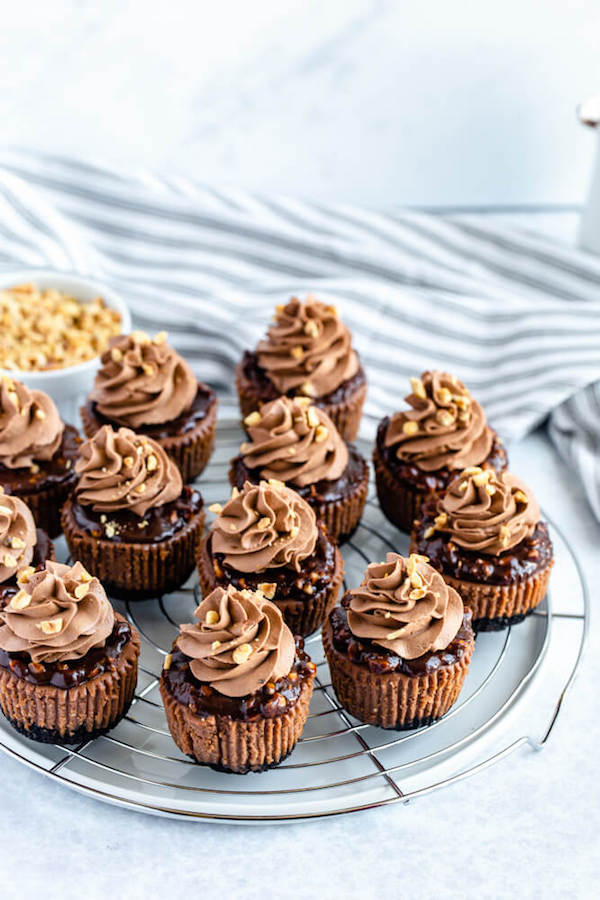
[1,149,600,519]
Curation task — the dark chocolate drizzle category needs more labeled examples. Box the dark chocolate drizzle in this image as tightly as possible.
[375,416,508,493]
[0,425,80,495]
[329,602,474,676]
[240,350,366,407]
[0,618,133,689]
[71,485,203,544]
[85,383,216,439]
[161,635,315,721]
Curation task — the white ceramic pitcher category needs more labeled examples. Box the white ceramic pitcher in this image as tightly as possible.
[579,96,600,255]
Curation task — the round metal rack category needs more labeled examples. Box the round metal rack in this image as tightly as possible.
[0,419,588,823]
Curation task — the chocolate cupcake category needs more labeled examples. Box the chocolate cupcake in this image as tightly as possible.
[61,425,204,599]
[0,492,55,607]
[374,371,508,533]
[0,376,80,537]
[81,330,217,482]
[322,553,474,730]
[198,479,344,637]
[235,297,366,441]
[230,396,368,543]
[160,584,316,773]
[411,467,554,631]
[0,560,140,744]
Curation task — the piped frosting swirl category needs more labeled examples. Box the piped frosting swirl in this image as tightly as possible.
[346,553,464,659]
[256,297,359,397]
[384,371,493,472]
[241,396,348,486]
[0,560,114,664]
[0,376,64,469]
[176,585,296,697]
[430,468,541,555]
[89,330,197,427]
[210,480,318,573]
[74,424,182,517]
[0,491,37,583]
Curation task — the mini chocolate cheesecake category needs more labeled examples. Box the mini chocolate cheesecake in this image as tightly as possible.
[81,330,217,482]
[0,376,80,537]
[0,560,140,744]
[0,492,55,607]
[411,467,553,631]
[229,396,369,543]
[62,425,205,599]
[235,297,367,442]
[160,584,316,773]
[373,371,508,534]
[322,553,475,730]
[199,479,344,637]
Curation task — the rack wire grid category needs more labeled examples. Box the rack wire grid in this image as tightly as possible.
[0,416,589,823]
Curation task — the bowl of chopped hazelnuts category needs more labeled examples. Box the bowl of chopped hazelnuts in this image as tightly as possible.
[0,269,131,420]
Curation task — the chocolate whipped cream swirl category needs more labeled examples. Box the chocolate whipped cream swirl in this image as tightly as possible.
[74,425,182,517]
[0,561,114,664]
[385,371,493,472]
[241,396,348,486]
[211,480,318,573]
[176,585,296,697]
[0,492,37,583]
[0,376,64,468]
[347,553,463,659]
[90,330,197,427]
[256,297,359,397]
[434,468,541,555]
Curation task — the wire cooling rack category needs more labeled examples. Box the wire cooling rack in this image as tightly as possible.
[0,417,589,823]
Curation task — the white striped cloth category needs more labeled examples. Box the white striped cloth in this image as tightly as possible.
[1,149,600,519]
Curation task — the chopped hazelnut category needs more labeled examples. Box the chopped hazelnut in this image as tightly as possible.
[303,320,319,338]
[436,409,455,427]
[208,503,223,514]
[39,618,63,635]
[314,425,328,443]
[244,410,262,427]
[163,653,173,670]
[257,517,271,531]
[10,590,31,610]
[74,583,89,599]
[258,582,277,599]
[409,376,426,399]
[205,610,219,625]
[232,643,252,664]
[402,420,419,436]
[146,455,158,472]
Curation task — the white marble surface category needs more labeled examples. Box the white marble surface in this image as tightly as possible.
[1,427,598,900]
[0,0,599,207]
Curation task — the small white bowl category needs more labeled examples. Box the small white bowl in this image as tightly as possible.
[0,268,131,423]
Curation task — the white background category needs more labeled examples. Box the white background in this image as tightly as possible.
[1,0,599,206]
[1,3,600,898]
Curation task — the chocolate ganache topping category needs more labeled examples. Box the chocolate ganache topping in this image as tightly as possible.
[241,396,348,486]
[430,467,541,555]
[384,371,493,472]
[89,330,197,427]
[0,560,114,664]
[176,584,296,697]
[0,491,37,583]
[346,552,463,659]
[0,376,64,468]
[256,296,359,398]
[74,424,182,516]
[211,480,318,573]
